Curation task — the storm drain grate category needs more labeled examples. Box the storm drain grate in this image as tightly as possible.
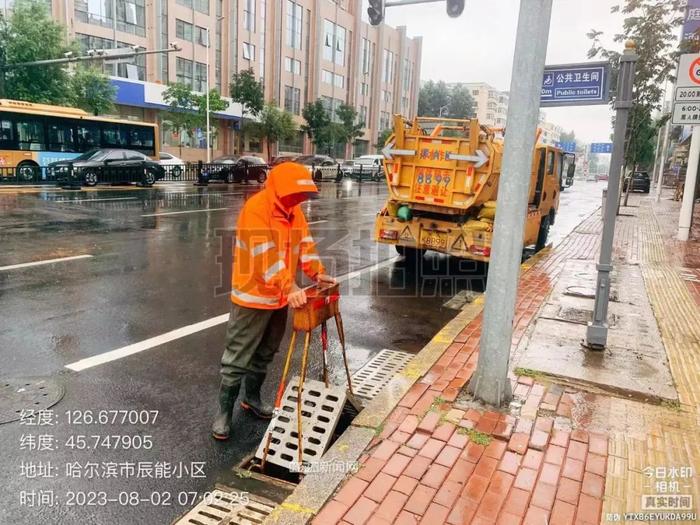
[174,490,275,525]
[0,377,64,425]
[351,349,414,402]
[255,377,346,471]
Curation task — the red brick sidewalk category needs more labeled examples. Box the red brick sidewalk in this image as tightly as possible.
[310,194,700,525]
[312,212,609,525]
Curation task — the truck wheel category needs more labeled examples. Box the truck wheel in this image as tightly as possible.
[396,245,425,260]
[535,215,551,252]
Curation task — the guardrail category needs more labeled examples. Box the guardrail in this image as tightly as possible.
[0,160,382,188]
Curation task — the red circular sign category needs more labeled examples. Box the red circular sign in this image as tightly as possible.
[689,57,700,85]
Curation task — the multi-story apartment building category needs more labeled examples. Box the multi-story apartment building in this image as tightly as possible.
[44,0,422,160]
[538,112,563,146]
[451,82,508,128]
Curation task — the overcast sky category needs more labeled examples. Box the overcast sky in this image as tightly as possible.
[376,0,629,144]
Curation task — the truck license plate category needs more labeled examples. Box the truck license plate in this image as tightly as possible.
[420,230,447,250]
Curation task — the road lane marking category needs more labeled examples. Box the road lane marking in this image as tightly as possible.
[65,256,400,372]
[141,207,232,217]
[0,254,93,271]
[308,220,328,225]
[65,314,230,372]
[160,192,243,197]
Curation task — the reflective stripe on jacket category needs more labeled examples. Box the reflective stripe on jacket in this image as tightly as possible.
[231,162,325,309]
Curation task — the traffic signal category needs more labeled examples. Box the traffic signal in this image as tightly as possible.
[446,0,465,17]
[367,0,384,26]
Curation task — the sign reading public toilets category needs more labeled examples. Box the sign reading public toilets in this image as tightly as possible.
[672,53,700,125]
[540,62,610,107]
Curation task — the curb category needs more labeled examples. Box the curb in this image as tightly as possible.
[263,247,554,525]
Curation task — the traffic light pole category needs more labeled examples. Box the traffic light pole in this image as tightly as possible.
[467,0,553,407]
[585,43,638,349]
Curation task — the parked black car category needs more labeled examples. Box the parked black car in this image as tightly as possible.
[49,148,165,187]
[623,171,651,193]
[205,155,269,184]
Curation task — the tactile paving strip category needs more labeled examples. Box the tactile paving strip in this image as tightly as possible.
[255,377,346,471]
[350,348,413,401]
[174,490,275,525]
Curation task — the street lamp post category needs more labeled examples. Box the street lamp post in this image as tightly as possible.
[205,28,211,164]
[585,43,638,349]
[439,104,449,117]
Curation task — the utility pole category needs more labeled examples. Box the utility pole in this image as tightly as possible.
[678,126,699,241]
[206,27,211,164]
[468,0,553,407]
[585,42,638,349]
[654,116,671,203]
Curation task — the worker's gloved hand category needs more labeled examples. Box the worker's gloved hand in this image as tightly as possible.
[316,274,336,285]
[288,283,308,309]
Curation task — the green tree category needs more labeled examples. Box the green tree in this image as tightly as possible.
[230,68,264,116]
[447,84,475,119]
[70,67,116,116]
[375,128,393,152]
[0,0,77,103]
[335,103,364,157]
[559,130,576,143]
[588,0,683,169]
[243,103,296,158]
[301,99,331,150]
[417,80,451,117]
[162,83,229,157]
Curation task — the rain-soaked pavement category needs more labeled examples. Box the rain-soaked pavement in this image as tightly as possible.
[0,178,604,524]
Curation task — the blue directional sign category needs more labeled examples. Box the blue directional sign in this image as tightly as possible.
[541,62,610,107]
[556,141,576,153]
[590,143,613,154]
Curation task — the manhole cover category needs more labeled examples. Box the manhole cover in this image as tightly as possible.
[173,489,276,525]
[0,377,65,424]
[351,349,413,401]
[255,377,346,472]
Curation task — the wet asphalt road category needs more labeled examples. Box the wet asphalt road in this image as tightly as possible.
[0,178,604,524]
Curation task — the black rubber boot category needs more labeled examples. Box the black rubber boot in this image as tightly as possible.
[240,372,273,419]
[211,382,241,440]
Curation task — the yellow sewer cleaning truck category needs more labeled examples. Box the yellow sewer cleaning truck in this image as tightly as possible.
[374,115,572,262]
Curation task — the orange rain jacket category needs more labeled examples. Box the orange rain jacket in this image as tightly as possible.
[231,162,326,309]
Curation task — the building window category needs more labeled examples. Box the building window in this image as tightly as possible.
[323,19,345,66]
[76,34,145,80]
[195,0,209,14]
[383,90,391,103]
[243,0,255,31]
[379,111,390,131]
[284,85,301,115]
[115,0,146,37]
[403,59,411,91]
[487,112,494,120]
[382,49,394,83]
[361,82,369,96]
[194,61,207,92]
[361,37,371,75]
[472,89,479,96]
[358,106,367,126]
[74,0,112,28]
[242,42,255,61]
[176,19,193,41]
[259,0,266,80]
[285,57,301,75]
[321,69,343,88]
[176,57,194,87]
[195,26,209,46]
[176,0,192,7]
[286,0,303,49]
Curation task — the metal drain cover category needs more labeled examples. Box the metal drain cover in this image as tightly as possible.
[255,377,346,471]
[351,349,413,401]
[0,377,64,424]
[174,489,276,525]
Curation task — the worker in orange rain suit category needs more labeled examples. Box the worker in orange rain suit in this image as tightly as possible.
[212,162,335,440]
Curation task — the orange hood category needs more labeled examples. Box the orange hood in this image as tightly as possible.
[264,162,318,213]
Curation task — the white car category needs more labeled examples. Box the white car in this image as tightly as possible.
[158,152,186,178]
[345,155,385,181]
[294,154,341,182]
